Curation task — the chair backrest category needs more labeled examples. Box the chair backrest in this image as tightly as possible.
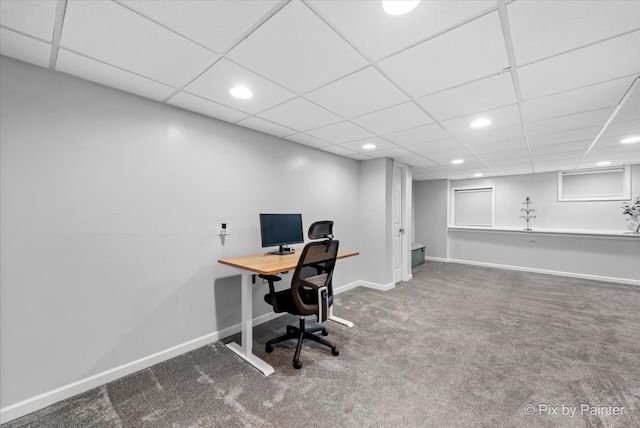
[290,239,339,319]
[308,220,334,240]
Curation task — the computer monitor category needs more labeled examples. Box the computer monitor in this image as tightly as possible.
[259,213,304,255]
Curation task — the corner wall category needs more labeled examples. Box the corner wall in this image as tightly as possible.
[413,166,640,283]
[0,57,363,416]
[357,158,394,286]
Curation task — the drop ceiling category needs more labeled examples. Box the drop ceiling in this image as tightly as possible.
[1,0,639,180]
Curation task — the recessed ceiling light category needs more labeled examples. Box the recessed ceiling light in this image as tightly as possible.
[452,159,464,164]
[470,118,492,128]
[229,85,253,99]
[474,173,484,177]
[620,136,640,144]
[362,143,377,150]
[596,161,611,166]
[382,0,420,15]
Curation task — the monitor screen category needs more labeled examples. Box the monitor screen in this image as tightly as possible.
[259,213,304,254]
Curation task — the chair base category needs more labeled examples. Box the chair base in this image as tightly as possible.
[265,316,339,369]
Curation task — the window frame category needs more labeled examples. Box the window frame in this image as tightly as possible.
[557,165,631,202]
[450,185,496,227]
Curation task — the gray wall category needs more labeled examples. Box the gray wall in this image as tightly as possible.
[356,158,394,286]
[452,168,640,230]
[413,179,448,259]
[413,166,640,280]
[0,57,365,409]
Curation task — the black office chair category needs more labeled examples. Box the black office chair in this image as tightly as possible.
[261,221,340,369]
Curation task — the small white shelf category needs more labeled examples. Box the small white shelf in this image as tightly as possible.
[447,225,640,240]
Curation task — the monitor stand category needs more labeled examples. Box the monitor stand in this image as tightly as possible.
[268,245,295,255]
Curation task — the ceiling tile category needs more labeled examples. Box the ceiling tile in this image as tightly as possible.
[485,156,531,167]
[527,127,601,147]
[306,121,374,144]
[492,164,534,175]
[227,1,367,94]
[0,28,51,68]
[425,147,476,162]
[167,92,249,123]
[308,0,496,60]
[236,116,296,137]
[57,50,176,101]
[60,0,219,87]
[351,102,433,135]
[257,97,342,132]
[470,139,528,154]
[456,124,524,146]
[599,119,640,141]
[522,76,636,122]
[320,145,358,156]
[534,163,576,173]
[348,153,374,161]
[339,137,398,153]
[418,72,516,121]
[305,67,408,119]
[527,107,615,136]
[236,117,296,137]
[392,156,439,168]
[183,59,295,114]
[119,0,280,53]
[440,104,521,136]
[285,133,330,148]
[363,147,416,159]
[478,148,530,161]
[0,0,57,41]
[612,80,640,124]
[531,141,592,156]
[411,138,465,155]
[378,11,509,97]
[531,150,586,163]
[518,31,640,101]
[508,0,640,66]
[385,123,451,146]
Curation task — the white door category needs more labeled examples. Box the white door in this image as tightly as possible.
[393,165,402,283]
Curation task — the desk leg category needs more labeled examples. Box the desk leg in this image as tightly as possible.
[328,305,354,328]
[225,273,274,376]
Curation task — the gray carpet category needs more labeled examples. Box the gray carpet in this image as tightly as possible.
[3,261,639,427]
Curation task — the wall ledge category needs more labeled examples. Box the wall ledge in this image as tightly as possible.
[448,225,640,239]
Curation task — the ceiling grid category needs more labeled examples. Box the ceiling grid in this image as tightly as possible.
[0,0,638,180]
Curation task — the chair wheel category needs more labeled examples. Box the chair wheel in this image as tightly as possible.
[321,329,328,336]
[266,345,273,353]
[293,360,302,369]
[332,347,339,356]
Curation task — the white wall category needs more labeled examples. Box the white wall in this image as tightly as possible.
[413,165,640,283]
[0,57,364,412]
[413,179,448,259]
[452,168,640,231]
[356,158,394,286]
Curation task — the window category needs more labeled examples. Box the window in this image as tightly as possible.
[558,165,631,201]
[451,186,495,226]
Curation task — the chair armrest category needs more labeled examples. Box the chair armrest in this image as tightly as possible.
[299,274,329,322]
[260,274,282,312]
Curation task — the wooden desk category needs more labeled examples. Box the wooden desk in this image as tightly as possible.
[218,249,359,376]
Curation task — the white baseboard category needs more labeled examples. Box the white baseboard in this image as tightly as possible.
[445,258,640,287]
[1,280,395,424]
[424,256,449,263]
[356,280,396,291]
[333,280,361,294]
[0,311,283,424]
